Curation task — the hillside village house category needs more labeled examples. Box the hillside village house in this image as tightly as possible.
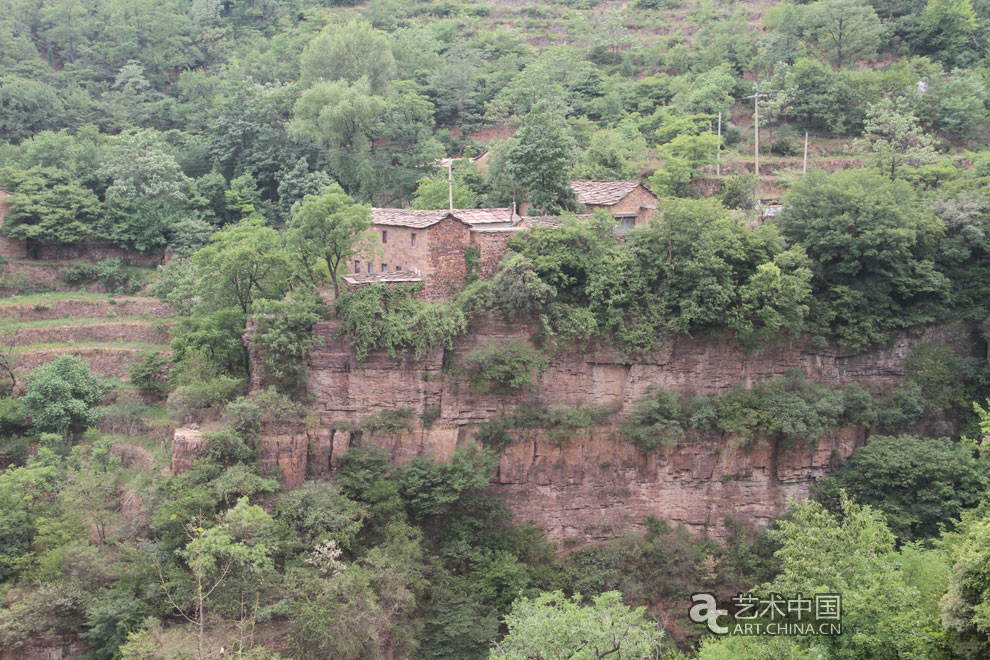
[569,180,658,228]
[344,207,522,299]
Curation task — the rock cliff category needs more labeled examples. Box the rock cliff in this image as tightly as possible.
[175,317,978,545]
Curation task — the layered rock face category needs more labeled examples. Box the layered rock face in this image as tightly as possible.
[175,318,977,544]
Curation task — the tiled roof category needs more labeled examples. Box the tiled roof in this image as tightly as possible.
[370,208,520,229]
[342,269,423,285]
[513,214,592,229]
[451,208,520,225]
[371,208,451,229]
[570,180,646,206]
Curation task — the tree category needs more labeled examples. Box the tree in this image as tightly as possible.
[815,435,986,542]
[0,76,64,141]
[574,128,645,181]
[22,355,105,442]
[289,79,385,198]
[919,0,979,67]
[275,158,334,222]
[191,217,292,315]
[859,98,939,179]
[803,0,883,68]
[299,20,396,94]
[0,166,101,244]
[491,590,664,660]
[285,184,375,298]
[502,101,580,214]
[779,169,948,348]
[158,497,275,660]
[412,170,478,210]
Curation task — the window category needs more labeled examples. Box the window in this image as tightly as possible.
[396,265,402,271]
[411,232,417,247]
[367,262,373,274]
[382,230,388,244]
[381,264,388,273]
[354,260,360,273]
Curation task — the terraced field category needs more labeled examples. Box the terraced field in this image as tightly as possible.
[0,292,173,389]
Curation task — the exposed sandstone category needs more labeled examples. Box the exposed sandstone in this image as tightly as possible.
[175,317,978,544]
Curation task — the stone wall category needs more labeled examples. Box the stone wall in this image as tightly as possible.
[193,316,977,545]
[358,224,431,277]
[33,241,167,266]
[470,228,518,278]
[0,633,88,660]
[425,216,471,299]
[0,191,28,258]
[0,297,173,322]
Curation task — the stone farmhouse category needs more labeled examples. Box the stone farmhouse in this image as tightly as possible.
[344,181,660,299]
[569,180,658,227]
[345,207,523,299]
[516,180,658,228]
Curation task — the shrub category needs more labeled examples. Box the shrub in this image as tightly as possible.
[125,350,170,398]
[23,355,105,440]
[462,339,547,393]
[360,408,414,434]
[93,258,128,292]
[772,136,800,156]
[61,263,97,284]
[166,375,243,420]
[622,388,687,451]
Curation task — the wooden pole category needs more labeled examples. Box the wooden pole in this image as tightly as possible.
[717,112,722,177]
[803,131,809,175]
[447,160,453,211]
[754,93,760,178]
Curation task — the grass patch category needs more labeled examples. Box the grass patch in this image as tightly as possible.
[11,341,171,354]
[0,317,169,329]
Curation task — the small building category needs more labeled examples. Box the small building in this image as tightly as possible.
[355,208,522,299]
[570,180,658,228]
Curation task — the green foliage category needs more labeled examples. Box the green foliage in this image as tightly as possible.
[399,447,498,519]
[335,283,470,362]
[125,350,170,398]
[493,590,663,660]
[622,388,688,451]
[23,355,105,441]
[250,287,325,393]
[816,435,986,542]
[462,339,547,394]
[779,169,948,349]
[0,166,101,244]
[475,403,614,450]
[361,408,415,434]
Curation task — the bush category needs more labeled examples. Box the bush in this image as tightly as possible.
[23,355,105,440]
[61,263,97,284]
[125,350,170,398]
[814,435,986,542]
[166,375,243,420]
[93,258,129,292]
[360,408,414,434]
[462,339,547,393]
[622,388,687,451]
[223,387,304,438]
[772,136,801,156]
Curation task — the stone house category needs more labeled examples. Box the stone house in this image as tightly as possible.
[354,207,522,299]
[570,180,658,228]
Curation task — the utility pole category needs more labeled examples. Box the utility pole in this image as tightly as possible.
[716,112,722,177]
[447,159,453,211]
[803,131,809,175]
[745,88,767,178]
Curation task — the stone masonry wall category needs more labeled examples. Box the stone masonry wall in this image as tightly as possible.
[0,191,27,258]
[425,216,471,299]
[358,225,431,277]
[470,229,517,278]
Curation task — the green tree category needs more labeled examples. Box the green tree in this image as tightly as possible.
[919,0,980,67]
[299,20,396,94]
[22,355,105,442]
[779,169,948,348]
[858,98,939,180]
[285,184,375,297]
[803,0,883,68]
[491,590,664,660]
[289,79,385,198]
[0,76,64,140]
[502,101,580,214]
[0,166,101,244]
[816,435,986,542]
[191,217,292,315]
[412,170,478,210]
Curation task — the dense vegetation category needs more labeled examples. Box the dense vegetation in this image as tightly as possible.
[3,0,990,657]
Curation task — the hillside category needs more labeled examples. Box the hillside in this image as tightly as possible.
[3,0,990,658]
